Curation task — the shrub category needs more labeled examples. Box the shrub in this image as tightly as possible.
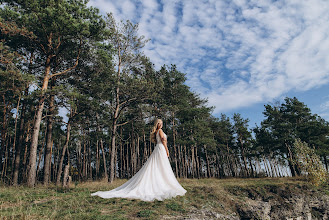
[293,139,328,186]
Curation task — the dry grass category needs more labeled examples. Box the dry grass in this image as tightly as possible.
[0,177,315,219]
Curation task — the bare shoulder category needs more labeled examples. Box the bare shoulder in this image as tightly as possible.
[159,129,164,137]
[159,129,166,139]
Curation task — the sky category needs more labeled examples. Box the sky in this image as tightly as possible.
[87,0,329,128]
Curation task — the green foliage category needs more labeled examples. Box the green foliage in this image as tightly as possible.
[0,0,105,86]
[211,114,234,149]
[292,139,328,186]
[255,97,329,176]
[105,12,149,73]
[0,41,32,95]
[233,113,252,151]
[137,209,154,217]
[166,202,185,212]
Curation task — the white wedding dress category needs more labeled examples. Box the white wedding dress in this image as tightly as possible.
[91,130,186,201]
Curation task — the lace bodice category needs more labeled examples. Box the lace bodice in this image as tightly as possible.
[156,130,167,144]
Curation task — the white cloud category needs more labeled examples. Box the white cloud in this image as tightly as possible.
[88,0,329,114]
[320,101,329,111]
[319,100,329,121]
[88,0,119,17]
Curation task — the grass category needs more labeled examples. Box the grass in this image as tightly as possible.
[0,177,323,219]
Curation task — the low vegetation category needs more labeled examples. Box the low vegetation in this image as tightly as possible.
[293,139,329,186]
[1,177,328,219]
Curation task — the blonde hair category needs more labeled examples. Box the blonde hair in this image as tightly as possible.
[150,119,162,143]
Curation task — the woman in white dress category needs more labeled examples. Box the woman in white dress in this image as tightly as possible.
[91,119,186,201]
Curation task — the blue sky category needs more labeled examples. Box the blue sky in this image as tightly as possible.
[88,0,329,128]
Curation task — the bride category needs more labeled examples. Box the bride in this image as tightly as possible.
[91,119,186,201]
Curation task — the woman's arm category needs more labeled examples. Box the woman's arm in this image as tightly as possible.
[159,129,169,157]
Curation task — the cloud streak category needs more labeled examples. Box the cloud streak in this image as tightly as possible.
[88,0,329,114]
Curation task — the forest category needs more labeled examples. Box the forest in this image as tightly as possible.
[1,0,329,187]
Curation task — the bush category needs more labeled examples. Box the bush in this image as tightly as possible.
[293,139,328,186]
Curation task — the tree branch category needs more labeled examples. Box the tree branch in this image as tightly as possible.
[117,119,134,127]
[49,41,81,79]
[119,97,150,108]
[117,113,151,127]
[118,97,137,108]
[54,36,62,51]
[41,114,56,119]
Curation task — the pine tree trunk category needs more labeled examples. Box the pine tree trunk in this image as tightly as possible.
[286,143,297,177]
[95,114,101,180]
[256,158,262,176]
[235,157,242,177]
[215,153,220,178]
[275,161,282,177]
[62,164,70,188]
[183,145,187,178]
[76,140,82,182]
[263,156,271,177]
[195,146,201,178]
[123,142,126,178]
[100,139,108,181]
[178,144,183,178]
[27,55,51,187]
[136,136,140,171]
[133,139,137,175]
[131,123,136,175]
[0,94,8,177]
[10,96,21,182]
[56,121,71,186]
[21,125,31,183]
[127,141,134,176]
[43,83,55,185]
[110,99,119,183]
[172,117,178,177]
[269,158,277,177]
[143,132,147,164]
[323,156,328,171]
[109,54,122,183]
[217,155,221,177]
[89,143,92,180]
[96,140,99,179]
[53,143,60,182]
[205,146,211,178]
[149,138,152,159]
[119,138,124,178]
[13,92,27,185]
[225,143,235,177]
[185,146,188,178]
[36,133,46,179]
[191,146,195,178]
[248,158,254,177]
[1,137,9,180]
[196,147,200,178]
[83,138,86,180]
[239,138,249,177]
